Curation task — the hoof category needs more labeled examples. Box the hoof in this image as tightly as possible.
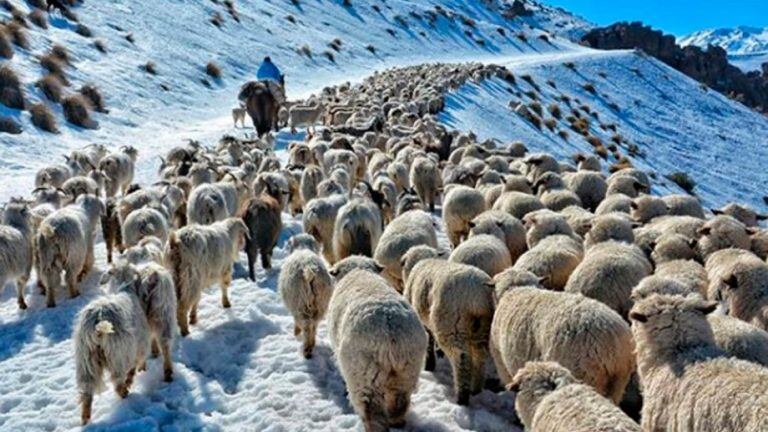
[18,300,27,310]
[47,302,56,308]
[164,371,173,383]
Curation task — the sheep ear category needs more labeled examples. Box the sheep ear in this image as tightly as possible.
[688,238,698,249]
[374,263,385,273]
[630,221,642,228]
[698,226,712,236]
[696,301,718,315]
[99,271,112,285]
[630,202,638,210]
[746,227,759,235]
[329,268,339,277]
[484,280,495,288]
[711,208,724,215]
[537,276,550,285]
[468,221,476,229]
[759,214,768,221]
[506,380,521,393]
[723,274,739,289]
[629,311,648,323]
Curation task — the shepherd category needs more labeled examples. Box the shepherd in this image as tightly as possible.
[256,56,286,108]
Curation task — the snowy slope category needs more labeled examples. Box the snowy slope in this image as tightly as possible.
[440,49,768,210]
[679,26,768,72]
[0,0,585,201]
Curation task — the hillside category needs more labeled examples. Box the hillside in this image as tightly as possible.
[679,26,768,72]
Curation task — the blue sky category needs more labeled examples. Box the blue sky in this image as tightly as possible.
[547,0,768,36]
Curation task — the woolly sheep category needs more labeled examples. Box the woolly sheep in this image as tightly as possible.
[327,268,427,431]
[503,174,533,195]
[630,294,768,432]
[712,203,767,227]
[243,189,283,276]
[509,362,641,432]
[286,233,320,254]
[493,191,544,220]
[606,175,647,198]
[594,193,632,216]
[303,193,347,264]
[698,215,751,258]
[630,195,668,224]
[650,233,699,264]
[0,201,34,309]
[525,153,559,183]
[565,241,652,317]
[662,194,705,219]
[513,234,583,290]
[299,165,324,205]
[76,264,150,425]
[409,156,441,212]
[121,206,169,248]
[403,258,493,404]
[564,170,607,212]
[713,252,768,331]
[559,205,595,237]
[534,172,583,211]
[35,163,75,189]
[442,185,486,247]
[468,210,527,264]
[573,152,602,171]
[36,195,103,307]
[164,218,248,336]
[99,146,138,197]
[492,269,634,404]
[583,213,635,248]
[279,249,333,359]
[187,183,229,225]
[333,198,382,262]
[449,234,511,277]
[328,255,383,280]
[751,228,768,260]
[524,210,577,248]
[373,209,437,291]
[61,175,102,202]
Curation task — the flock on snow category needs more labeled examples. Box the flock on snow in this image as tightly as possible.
[3,57,768,432]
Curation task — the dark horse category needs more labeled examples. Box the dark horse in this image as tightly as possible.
[238,81,277,137]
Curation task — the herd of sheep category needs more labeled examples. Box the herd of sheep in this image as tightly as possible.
[2,61,768,431]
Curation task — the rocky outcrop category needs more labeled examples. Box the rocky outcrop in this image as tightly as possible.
[582,22,768,114]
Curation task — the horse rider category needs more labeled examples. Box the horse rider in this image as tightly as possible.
[257,56,286,107]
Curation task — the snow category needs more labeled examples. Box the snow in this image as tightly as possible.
[2,0,768,430]
[678,26,768,72]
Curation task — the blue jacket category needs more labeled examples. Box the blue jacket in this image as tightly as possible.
[257,59,282,84]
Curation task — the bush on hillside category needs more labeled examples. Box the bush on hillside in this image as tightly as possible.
[29,102,58,133]
[36,74,64,102]
[62,94,94,128]
[0,65,25,109]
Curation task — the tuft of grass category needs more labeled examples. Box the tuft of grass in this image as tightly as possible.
[4,22,30,49]
[29,102,58,133]
[563,62,576,70]
[79,84,107,113]
[205,61,222,79]
[40,53,69,84]
[75,24,92,38]
[558,130,569,140]
[210,12,224,27]
[285,14,296,24]
[36,74,64,102]
[528,101,543,116]
[329,38,343,52]
[0,30,13,59]
[543,118,557,131]
[0,65,25,109]
[298,44,312,58]
[0,116,21,134]
[323,50,335,62]
[666,172,696,194]
[365,44,376,54]
[125,33,135,44]
[548,103,562,119]
[516,32,527,42]
[538,33,550,43]
[93,39,107,53]
[582,83,597,94]
[62,94,95,128]
[51,44,71,64]
[28,9,48,29]
[142,61,157,75]
[61,8,78,22]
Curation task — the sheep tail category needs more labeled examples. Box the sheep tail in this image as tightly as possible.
[167,231,184,299]
[95,320,115,337]
[350,224,372,257]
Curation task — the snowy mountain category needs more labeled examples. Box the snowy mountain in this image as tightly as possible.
[1,0,768,431]
[679,26,768,72]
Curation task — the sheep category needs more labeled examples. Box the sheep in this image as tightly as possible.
[656,259,709,297]
[503,174,534,195]
[564,170,607,212]
[493,191,545,220]
[525,153,560,182]
[712,203,767,227]
[650,233,699,264]
[583,213,635,248]
[442,185,486,247]
[750,228,768,260]
[403,258,493,404]
[509,362,641,432]
[303,193,347,264]
[449,234,511,277]
[663,194,705,219]
[630,195,667,224]
[35,162,76,188]
[164,218,249,336]
[607,169,650,190]
[468,210,527,264]
[400,245,444,284]
[332,198,382,263]
[565,241,652,317]
[492,269,635,404]
[278,249,333,359]
[61,175,102,202]
[534,172,583,211]
[328,255,383,280]
[573,152,602,171]
[36,195,103,307]
[121,206,169,248]
[595,193,632,216]
[289,102,325,134]
[99,146,138,197]
[243,188,283,277]
[712,252,768,332]
[697,215,751,258]
[0,201,34,309]
[386,161,410,193]
[373,209,437,291]
[286,233,321,254]
[629,294,768,432]
[76,264,150,425]
[299,165,324,205]
[606,175,647,198]
[122,236,165,265]
[513,234,583,290]
[254,171,290,209]
[327,268,427,432]
[409,156,441,212]
[372,175,397,224]
[524,210,577,248]
[186,183,229,225]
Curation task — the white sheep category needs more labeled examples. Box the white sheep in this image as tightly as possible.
[403,258,493,404]
[76,263,150,425]
[121,206,169,248]
[565,241,652,317]
[99,146,138,197]
[449,234,511,277]
[373,209,437,291]
[662,194,705,219]
[583,213,635,248]
[327,268,427,431]
[186,183,229,225]
[594,193,632,216]
[711,251,768,332]
[493,191,545,220]
[442,185,486,247]
[630,294,768,432]
[524,210,578,248]
[164,218,249,336]
[698,215,752,258]
[712,203,768,227]
[286,233,321,254]
[492,269,635,404]
[36,195,103,307]
[513,234,583,290]
[630,195,668,224]
[0,201,34,309]
[509,362,641,432]
[278,249,333,359]
[299,165,324,205]
[409,156,441,212]
[333,198,382,262]
[303,193,348,264]
[564,170,607,212]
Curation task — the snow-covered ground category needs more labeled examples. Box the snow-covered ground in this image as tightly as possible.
[679,26,768,72]
[3,1,768,431]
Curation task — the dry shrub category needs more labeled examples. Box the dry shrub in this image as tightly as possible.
[329,38,342,52]
[3,22,30,49]
[586,135,603,148]
[93,39,107,53]
[205,61,222,79]
[51,44,71,64]
[365,44,376,54]
[0,31,12,59]
[79,84,107,113]
[298,44,312,58]
[543,118,557,131]
[528,101,543,116]
[62,94,94,128]
[548,103,562,119]
[323,51,335,62]
[40,53,69,84]
[29,102,58,133]
[0,116,21,134]
[582,83,597,94]
[142,61,157,75]
[211,12,224,27]
[558,130,569,140]
[27,0,48,9]
[29,9,48,28]
[75,24,92,37]
[61,8,78,22]
[0,65,25,109]
[125,33,135,44]
[36,74,64,102]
